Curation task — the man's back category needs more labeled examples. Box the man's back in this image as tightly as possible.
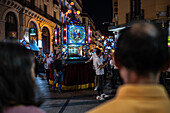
[87,84,170,113]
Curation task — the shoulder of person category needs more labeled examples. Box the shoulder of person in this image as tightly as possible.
[3,106,45,113]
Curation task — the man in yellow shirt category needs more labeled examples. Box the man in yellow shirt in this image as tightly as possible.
[87,22,170,113]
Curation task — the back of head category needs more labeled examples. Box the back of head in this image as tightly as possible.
[0,42,38,112]
[115,22,169,76]
[96,48,102,56]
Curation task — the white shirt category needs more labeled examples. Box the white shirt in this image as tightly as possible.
[89,52,97,66]
[44,57,53,69]
[110,59,113,69]
[94,56,104,75]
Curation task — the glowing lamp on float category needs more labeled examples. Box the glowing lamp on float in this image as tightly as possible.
[70,2,74,6]
[65,12,68,16]
[77,10,80,15]
[68,10,72,14]
[102,36,104,39]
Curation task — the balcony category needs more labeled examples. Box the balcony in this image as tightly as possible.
[75,0,83,8]
[14,0,62,25]
[53,0,59,6]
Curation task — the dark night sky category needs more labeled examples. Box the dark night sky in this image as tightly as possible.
[82,0,113,35]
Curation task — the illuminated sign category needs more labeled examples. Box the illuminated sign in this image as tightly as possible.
[30,36,37,41]
[104,38,114,52]
[68,25,86,44]
[30,28,36,36]
[88,26,92,43]
[55,29,60,45]
[9,32,17,38]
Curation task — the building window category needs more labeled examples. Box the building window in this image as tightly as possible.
[114,8,118,12]
[5,12,17,25]
[83,18,85,24]
[5,12,18,39]
[126,13,130,23]
[54,11,56,19]
[44,5,47,14]
[167,5,170,17]
[31,0,35,5]
[114,2,118,6]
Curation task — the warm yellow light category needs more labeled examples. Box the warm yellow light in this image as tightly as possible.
[102,36,104,39]
[70,2,74,6]
[68,10,72,14]
[111,49,115,53]
[77,10,80,15]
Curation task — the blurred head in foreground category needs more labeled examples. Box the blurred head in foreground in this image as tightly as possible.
[0,42,43,113]
[87,22,170,113]
[114,22,169,84]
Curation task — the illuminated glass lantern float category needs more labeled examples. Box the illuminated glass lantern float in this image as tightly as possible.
[104,36,115,53]
[61,1,87,59]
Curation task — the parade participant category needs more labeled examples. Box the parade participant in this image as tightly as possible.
[87,22,170,113]
[0,42,45,113]
[44,53,53,84]
[94,48,109,101]
[85,48,98,90]
[52,52,63,92]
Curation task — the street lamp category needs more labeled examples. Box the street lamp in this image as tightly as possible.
[102,36,104,39]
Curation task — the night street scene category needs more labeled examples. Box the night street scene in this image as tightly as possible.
[0,0,170,113]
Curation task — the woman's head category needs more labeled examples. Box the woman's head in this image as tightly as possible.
[0,42,39,111]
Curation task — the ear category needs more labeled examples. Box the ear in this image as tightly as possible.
[112,52,121,69]
[162,60,170,72]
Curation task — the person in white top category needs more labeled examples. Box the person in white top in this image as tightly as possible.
[85,49,98,90]
[44,53,53,84]
[94,48,109,101]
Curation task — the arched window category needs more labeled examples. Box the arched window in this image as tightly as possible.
[29,21,38,43]
[42,27,50,54]
[5,12,17,40]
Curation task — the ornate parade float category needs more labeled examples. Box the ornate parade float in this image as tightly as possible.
[49,2,94,90]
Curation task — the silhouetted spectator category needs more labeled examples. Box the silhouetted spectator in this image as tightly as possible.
[87,22,170,113]
[0,42,45,113]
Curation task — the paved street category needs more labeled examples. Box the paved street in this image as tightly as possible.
[36,74,116,113]
[36,73,170,113]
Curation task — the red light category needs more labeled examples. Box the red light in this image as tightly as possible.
[64,37,67,40]
[74,12,77,15]
[64,28,67,31]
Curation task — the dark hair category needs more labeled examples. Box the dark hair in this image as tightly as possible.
[0,42,41,112]
[96,48,101,55]
[115,22,169,76]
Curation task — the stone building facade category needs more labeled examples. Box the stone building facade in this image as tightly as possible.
[112,0,170,25]
[0,0,101,55]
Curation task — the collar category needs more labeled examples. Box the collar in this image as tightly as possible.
[116,84,169,99]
